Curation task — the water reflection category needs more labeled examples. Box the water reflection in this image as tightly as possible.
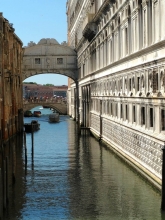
[2,108,164,219]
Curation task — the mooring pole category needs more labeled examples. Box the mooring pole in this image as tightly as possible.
[12,144,16,184]
[31,123,34,158]
[6,157,9,204]
[0,168,3,219]
[24,131,26,147]
[161,145,165,210]
[3,159,6,210]
[25,145,27,165]
[76,80,81,135]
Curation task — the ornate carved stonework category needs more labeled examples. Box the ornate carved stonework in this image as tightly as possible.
[67,0,165,184]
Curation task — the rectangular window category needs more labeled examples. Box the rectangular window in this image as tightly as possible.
[83,64,85,77]
[108,101,110,115]
[111,103,113,116]
[161,109,165,131]
[57,58,63,64]
[129,78,131,91]
[133,105,136,122]
[150,108,153,127]
[113,103,115,117]
[137,77,140,91]
[141,107,145,125]
[153,72,158,93]
[126,104,128,120]
[121,104,123,119]
[35,58,41,64]
[78,68,81,79]
[116,103,118,118]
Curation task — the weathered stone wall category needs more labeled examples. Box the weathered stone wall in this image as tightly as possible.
[0,13,23,141]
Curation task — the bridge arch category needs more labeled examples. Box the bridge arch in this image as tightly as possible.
[23,101,67,115]
[22,38,80,130]
[22,38,78,81]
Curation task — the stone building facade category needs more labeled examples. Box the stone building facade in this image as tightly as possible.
[0,13,23,141]
[67,0,165,187]
[23,83,68,99]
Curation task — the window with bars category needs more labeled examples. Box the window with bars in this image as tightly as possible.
[161,109,165,131]
[133,105,136,123]
[125,104,128,120]
[150,108,153,128]
[57,58,63,64]
[35,58,41,64]
[141,107,145,125]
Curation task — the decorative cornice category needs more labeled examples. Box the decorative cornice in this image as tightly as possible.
[93,0,116,23]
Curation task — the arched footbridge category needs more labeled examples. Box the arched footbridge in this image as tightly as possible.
[23,100,67,115]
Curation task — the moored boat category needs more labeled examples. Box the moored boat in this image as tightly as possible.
[24,120,40,132]
[33,111,41,117]
[24,110,33,117]
[49,113,59,123]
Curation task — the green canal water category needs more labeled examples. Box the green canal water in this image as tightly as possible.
[4,106,165,220]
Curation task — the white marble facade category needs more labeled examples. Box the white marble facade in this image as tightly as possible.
[67,0,165,186]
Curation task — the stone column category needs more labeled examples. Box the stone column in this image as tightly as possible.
[136,104,140,126]
[103,40,107,67]
[120,26,123,58]
[152,0,160,43]
[158,67,161,93]
[96,47,99,70]
[146,70,149,94]
[107,37,110,65]
[88,55,91,74]
[81,63,83,78]
[154,106,160,133]
[142,0,149,48]
[146,105,150,130]
[100,44,103,69]
[160,0,165,40]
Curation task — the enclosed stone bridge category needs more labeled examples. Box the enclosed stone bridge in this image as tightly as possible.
[23,100,67,115]
[22,38,79,124]
[22,38,78,81]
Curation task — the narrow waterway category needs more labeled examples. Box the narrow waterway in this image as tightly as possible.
[4,107,165,220]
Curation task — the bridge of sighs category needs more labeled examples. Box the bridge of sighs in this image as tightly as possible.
[22,38,78,81]
[22,38,79,118]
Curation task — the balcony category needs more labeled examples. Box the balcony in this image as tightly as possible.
[82,22,97,42]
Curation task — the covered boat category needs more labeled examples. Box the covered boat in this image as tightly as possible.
[24,110,33,117]
[49,113,59,123]
[33,111,41,117]
[24,120,40,132]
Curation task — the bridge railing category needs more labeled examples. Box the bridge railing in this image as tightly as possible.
[23,98,67,105]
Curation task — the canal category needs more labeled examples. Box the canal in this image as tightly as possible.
[3,106,165,220]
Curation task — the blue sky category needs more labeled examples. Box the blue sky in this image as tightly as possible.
[1,0,68,85]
